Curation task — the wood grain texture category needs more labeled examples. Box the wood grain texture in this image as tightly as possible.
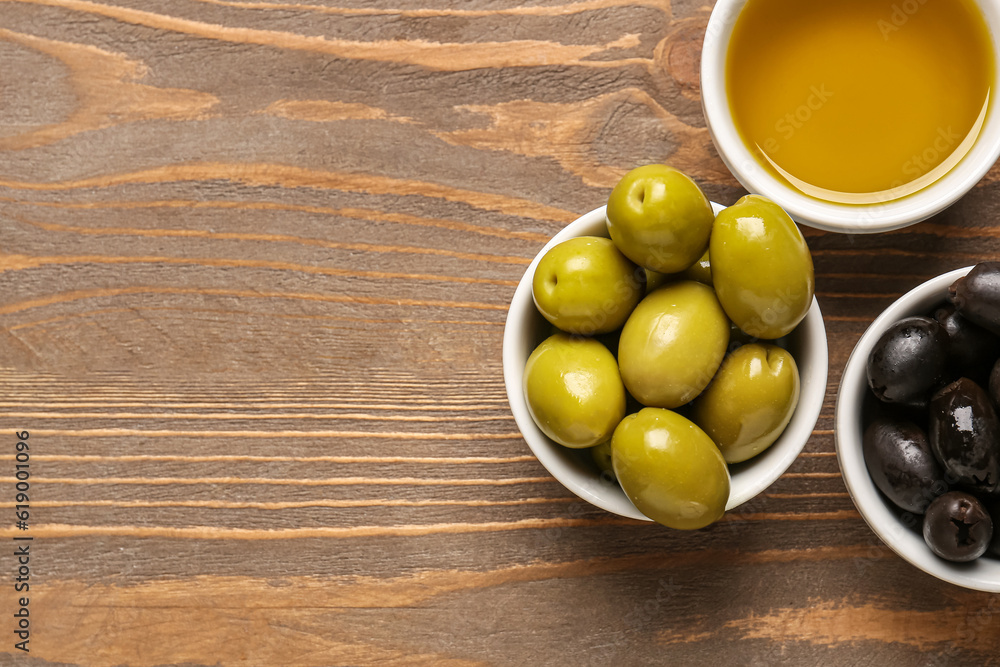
[1,0,1000,665]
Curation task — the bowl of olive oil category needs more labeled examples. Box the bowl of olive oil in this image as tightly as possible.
[702,0,1000,232]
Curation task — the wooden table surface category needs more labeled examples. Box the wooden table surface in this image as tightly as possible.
[2,1,999,665]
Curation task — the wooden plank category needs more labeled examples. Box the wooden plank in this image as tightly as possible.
[2,0,1000,664]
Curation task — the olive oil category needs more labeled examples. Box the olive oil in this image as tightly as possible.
[727,0,995,204]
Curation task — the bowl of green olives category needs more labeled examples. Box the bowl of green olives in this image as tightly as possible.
[837,265,1000,591]
[504,183,829,528]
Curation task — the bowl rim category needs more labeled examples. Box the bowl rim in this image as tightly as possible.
[701,0,1000,234]
[503,203,829,522]
[835,265,1000,592]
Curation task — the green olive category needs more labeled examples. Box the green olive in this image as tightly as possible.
[606,164,714,273]
[532,236,644,335]
[728,322,757,349]
[692,344,800,463]
[645,249,711,295]
[679,248,712,285]
[590,441,615,480]
[644,268,671,294]
[523,334,626,448]
[710,195,815,339]
[611,407,730,529]
[618,281,730,408]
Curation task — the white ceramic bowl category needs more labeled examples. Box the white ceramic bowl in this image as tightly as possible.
[836,266,1000,591]
[503,203,829,521]
[701,0,1000,233]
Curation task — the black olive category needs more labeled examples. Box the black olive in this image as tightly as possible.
[863,418,947,514]
[929,378,1000,495]
[867,316,948,404]
[923,491,993,562]
[950,262,1000,336]
[988,358,1000,414]
[933,303,1000,385]
[862,386,929,434]
[986,498,1000,558]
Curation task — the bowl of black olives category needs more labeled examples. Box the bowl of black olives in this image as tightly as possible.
[837,264,1000,591]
